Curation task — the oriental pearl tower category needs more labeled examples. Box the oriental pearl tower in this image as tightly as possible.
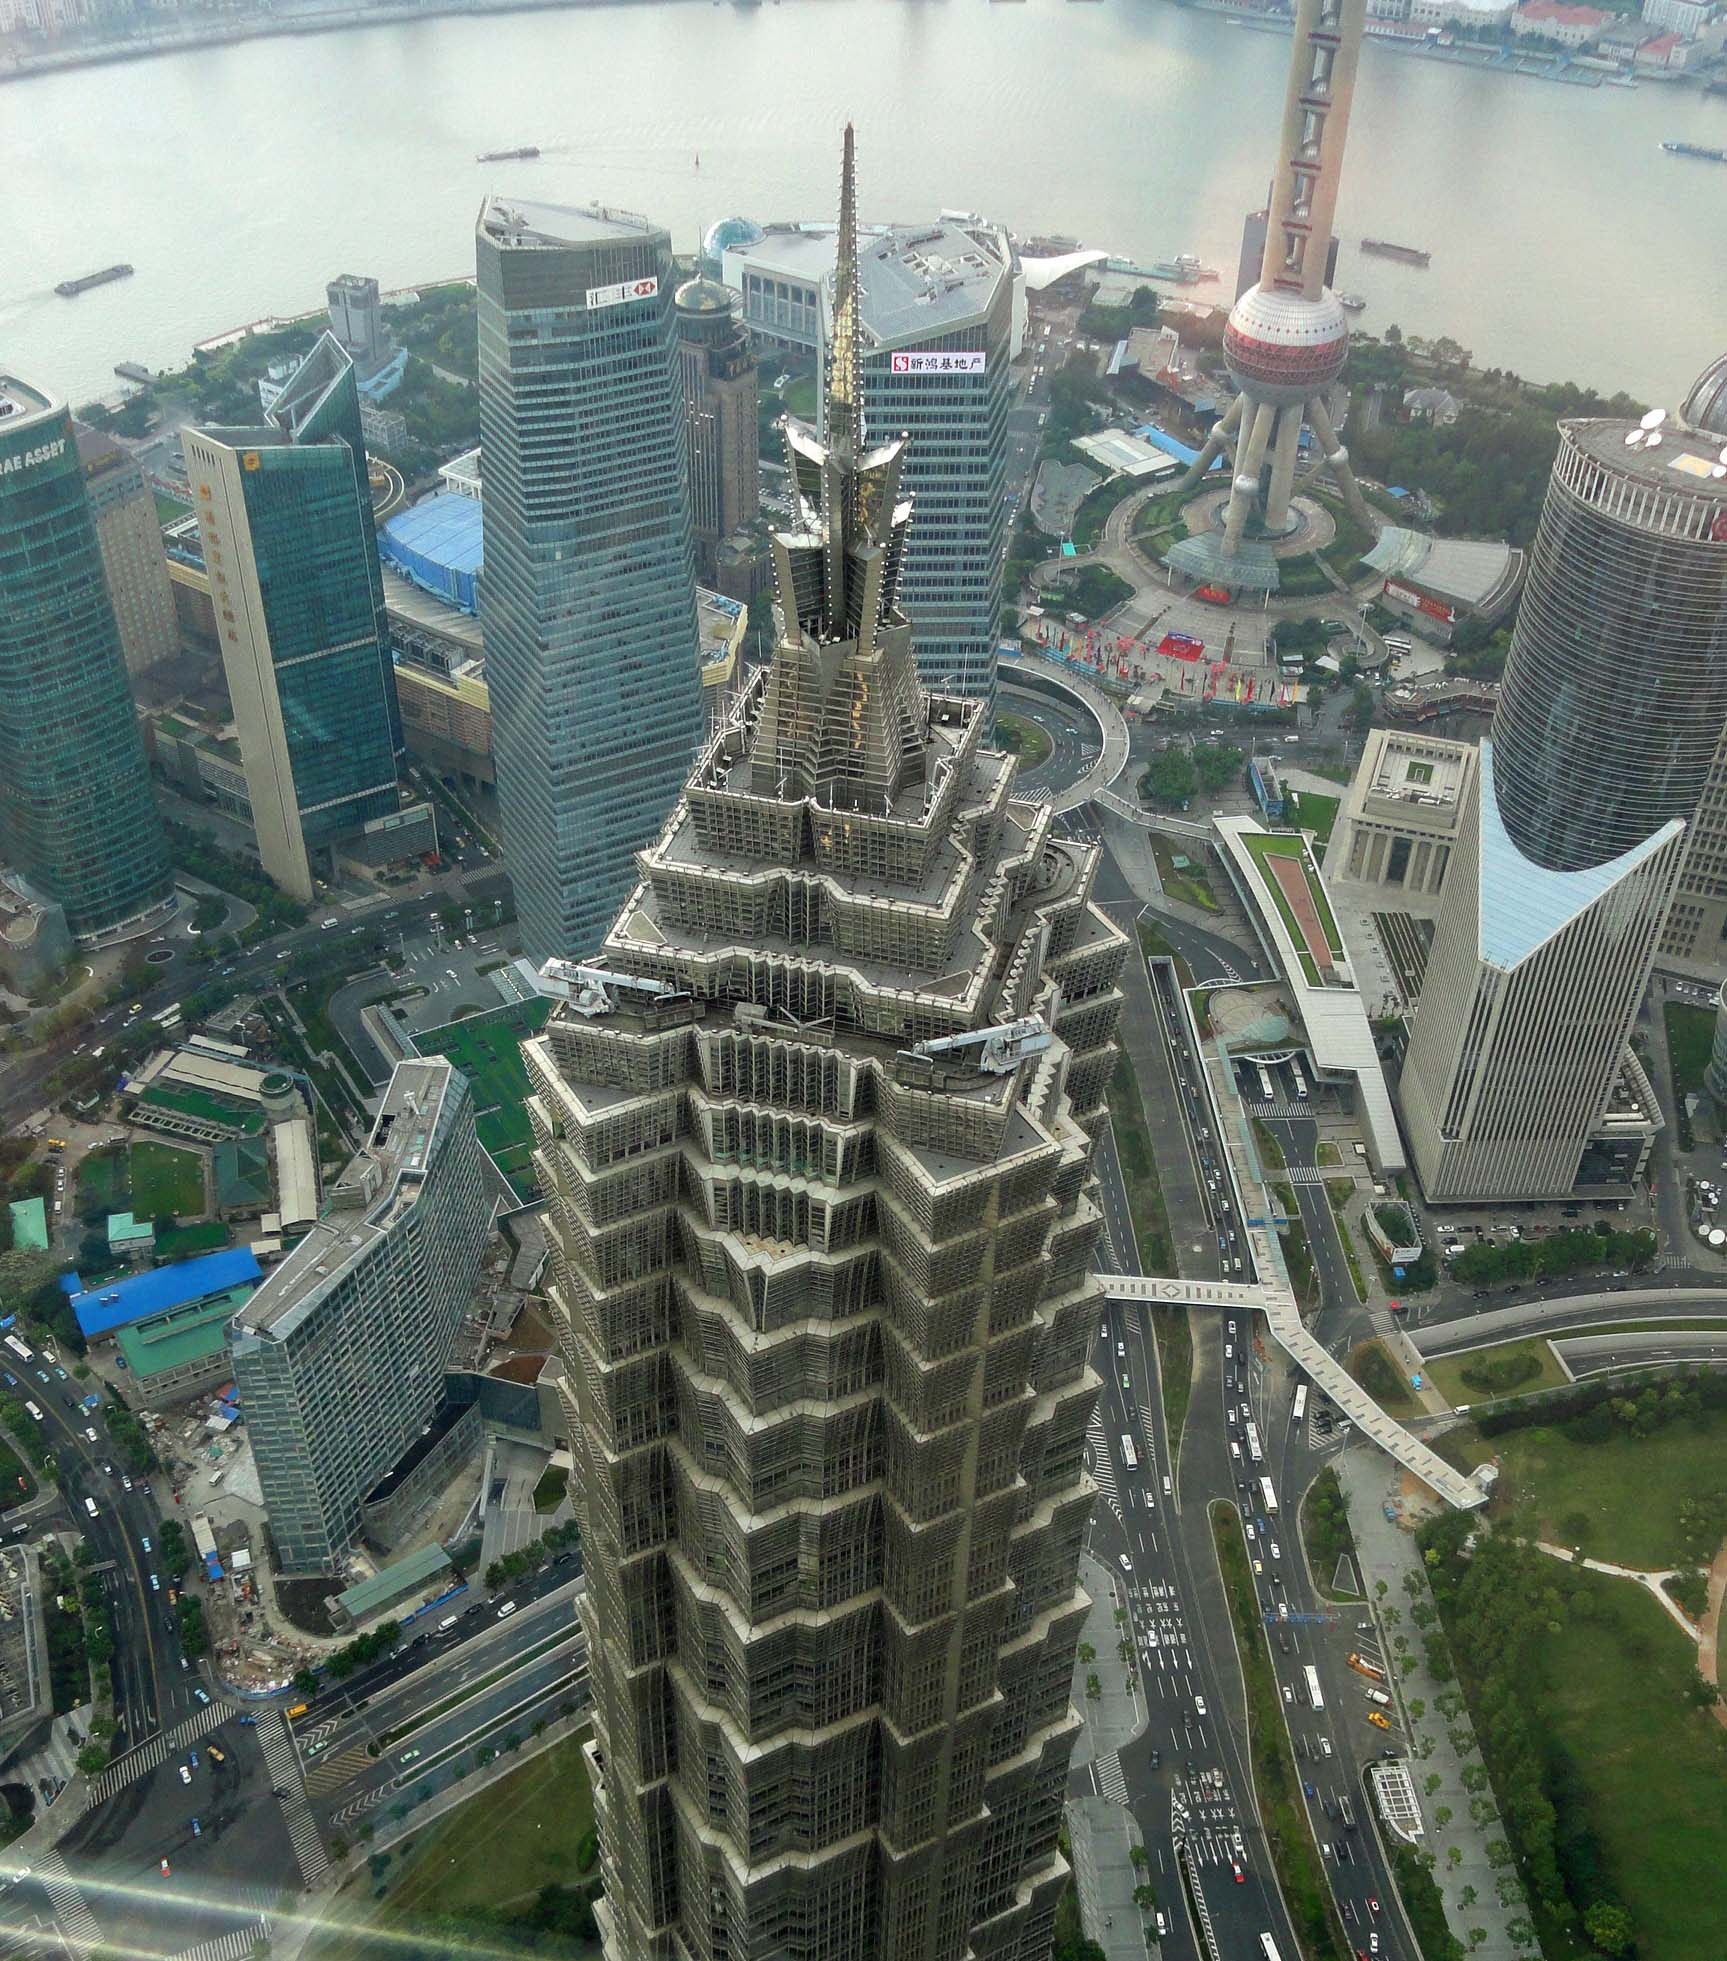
[1177,0,1374,571]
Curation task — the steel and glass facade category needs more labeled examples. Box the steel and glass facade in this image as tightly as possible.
[183,336,402,903]
[1404,418,1727,1200]
[0,375,174,946]
[476,196,702,965]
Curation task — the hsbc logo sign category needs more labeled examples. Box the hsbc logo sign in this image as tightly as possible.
[586,275,660,311]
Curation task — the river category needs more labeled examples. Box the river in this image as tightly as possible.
[0,0,1722,408]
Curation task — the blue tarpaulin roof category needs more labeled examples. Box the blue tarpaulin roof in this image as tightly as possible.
[71,1248,262,1340]
[378,494,484,615]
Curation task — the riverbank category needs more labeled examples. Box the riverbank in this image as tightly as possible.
[0,0,683,86]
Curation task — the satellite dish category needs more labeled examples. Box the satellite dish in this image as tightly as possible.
[1719,446,1727,464]
[1641,407,1668,431]
[1711,465,1727,480]
[1647,433,1664,449]
[1623,430,1644,448]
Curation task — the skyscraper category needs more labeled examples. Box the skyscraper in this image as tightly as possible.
[0,374,174,946]
[676,274,759,580]
[76,424,179,678]
[1402,413,1727,1201]
[477,195,702,965]
[1176,0,1374,584]
[183,336,404,904]
[528,130,1125,1961]
[230,1058,489,1575]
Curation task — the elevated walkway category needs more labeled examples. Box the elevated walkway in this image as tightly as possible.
[1097,1270,1488,1510]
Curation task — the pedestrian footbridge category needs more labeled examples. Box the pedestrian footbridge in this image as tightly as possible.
[1097,1269,1491,1512]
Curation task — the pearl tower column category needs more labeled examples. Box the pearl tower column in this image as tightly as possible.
[1178,0,1373,558]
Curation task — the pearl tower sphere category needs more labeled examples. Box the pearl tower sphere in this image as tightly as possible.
[1179,0,1375,567]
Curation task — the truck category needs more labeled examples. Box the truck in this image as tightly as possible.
[285,1703,310,1721]
[1347,1651,1386,1683]
[1363,1687,1392,1708]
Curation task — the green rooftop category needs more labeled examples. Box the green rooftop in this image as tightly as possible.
[116,1286,251,1382]
[334,1543,453,1623]
[107,1211,156,1249]
[138,1083,264,1136]
[8,1197,47,1252]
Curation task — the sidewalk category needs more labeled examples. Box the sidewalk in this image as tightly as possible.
[1338,1451,1536,1960]
[1533,1541,1699,1645]
[1069,1552,1156,1961]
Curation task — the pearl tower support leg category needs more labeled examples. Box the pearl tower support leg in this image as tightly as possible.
[1305,390,1374,530]
[1261,404,1305,536]
[1221,398,1277,558]
[1175,393,1243,496]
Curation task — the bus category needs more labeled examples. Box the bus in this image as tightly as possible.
[3,1335,33,1365]
[1245,1421,1264,1466]
[155,1003,182,1029]
[1260,1938,1285,1961]
[1259,1477,1279,1517]
[1290,1056,1309,1100]
[1256,1063,1275,1101]
[1292,1384,1308,1425]
[1120,1434,1139,1472]
[1303,1665,1325,1712]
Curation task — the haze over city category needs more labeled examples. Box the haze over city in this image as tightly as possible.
[0,0,1723,1958]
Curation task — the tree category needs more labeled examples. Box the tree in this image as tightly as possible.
[75,1744,107,1776]
[1460,1885,1478,1908]
[292,1666,318,1698]
[1077,1642,1097,1665]
[1582,1902,1634,1956]
[1085,1672,1102,1702]
[1139,747,1196,810]
[1129,1843,1148,1870]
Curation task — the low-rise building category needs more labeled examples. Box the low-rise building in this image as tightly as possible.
[1511,0,1611,43]
[1360,527,1525,645]
[115,1290,243,1408]
[70,1246,262,1346]
[1329,729,1476,898]
[1641,0,1714,37]
[105,1211,157,1261]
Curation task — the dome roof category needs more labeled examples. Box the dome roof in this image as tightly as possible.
[701,216,763,267]
[1223,283,1351,405]
[1679,352,1727,439]
[676,274,733,315]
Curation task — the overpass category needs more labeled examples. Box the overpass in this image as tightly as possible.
[1098,1268,1491,1511]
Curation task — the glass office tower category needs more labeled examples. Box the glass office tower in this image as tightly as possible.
[183,336,403,903]
[476,196,702,965]
[0,373,174,946]
[1403,417,1727,1200]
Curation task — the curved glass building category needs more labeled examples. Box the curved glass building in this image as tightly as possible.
[1404,416,1727,1201]
[1490,421,1727,873]
[0,374,173,946]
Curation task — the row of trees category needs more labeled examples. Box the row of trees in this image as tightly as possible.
[485,1517,580,1591]
[1449,1223,1656,1287]
[1418,1513,1639,1954]
[1138,741,1244,811]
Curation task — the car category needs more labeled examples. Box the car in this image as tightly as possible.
[305,1738,326,1756]
[1245,1522,1255,1541]
[238,1715,256,1727]
[1367,1896,1380,1917]
[1302,1780,1316,1797]
[400,1747,421,1764]
[121,1476,133,1492]
[140,1537,151,1554]
[1116,1342,1125,1358]
[1120,1373,1129,1390]
[497,1600,518,1620]
[1282,1683,1293,1703]
[150,1574,160,1592]
[1319,1737,1333,1757]
[1270,1542,1281,1561]
[194,1688,210,1705]
[1119,1554,1133,1575]
[160,1858,171,1877]
[207,1746,224,1763]
[1253,1559,1263,1577]
[178,1766,192,1786]
[1369,1939,1379,1955]
[1194,1695,1208,1716]
[1367,1710,1391,1731]
[55,1368,66,1381]
[1230,1860,1245,1885]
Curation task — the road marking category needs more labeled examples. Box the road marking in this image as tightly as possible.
[88,1698,231,1803]
[257,1710,330,1888]
[33,1851,98,1952]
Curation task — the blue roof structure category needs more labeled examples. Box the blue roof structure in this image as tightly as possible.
[378,494,484,615]
[71,1248,262,1340]
[1134,423,1224,471]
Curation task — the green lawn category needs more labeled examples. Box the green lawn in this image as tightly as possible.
[1424,1337,1569,1407]
[155,1219,231,1259]
[1665,999,1714,1099]
[1348,1337,1420,1416]
[1448,1405,1727,1569]
[994,711,1053,772]
[782,373,818,420]
[1240,827,1345,957]
[77,1147,128,1214]
[1106,1049,1189,1453]
[1152,841,1218,912]
[128,1140,204,1219]
[314,1733,597,1958]
[1543,1571,1727,1959]
[1284,787,1340,847]
[415,997,552,1202]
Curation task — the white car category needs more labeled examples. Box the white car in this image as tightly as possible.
[178,1765,192,1786]
[1282,1683,1294,1704]
[1119,1554,1133,1575]
[1319,1737,1333,1758]
[1116,1342,1126,1358]
[1270,1543,1281,1561]
[1194,1695,1208,1717]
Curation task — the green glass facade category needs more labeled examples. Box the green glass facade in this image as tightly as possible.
[476,197,702,964]
[0,376,173,944]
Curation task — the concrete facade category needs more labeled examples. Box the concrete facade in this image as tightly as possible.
[230,1059,491,1576]
[1329,727,1475,899]
[534,136,1125,1961]
[676,276,759,580]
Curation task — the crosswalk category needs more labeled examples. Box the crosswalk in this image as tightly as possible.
[1280,1164,1341,1186]
[257,1710,330,1888]
[88,1699,231,1804]
[1093,1751,1129,1805]
[180,1915,275,1961]
[33,1851,98,1955]
[303,1742,372,1797]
